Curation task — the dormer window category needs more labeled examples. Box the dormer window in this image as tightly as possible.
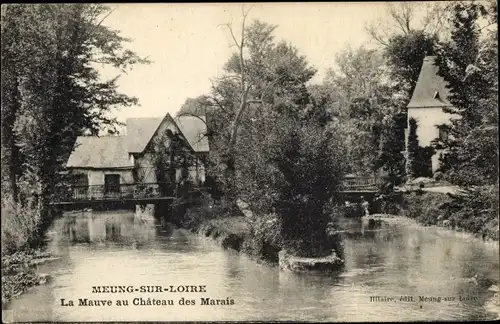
[433,91,440,99]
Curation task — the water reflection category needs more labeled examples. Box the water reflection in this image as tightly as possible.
[4,210,499,322]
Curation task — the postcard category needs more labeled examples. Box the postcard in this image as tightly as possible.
[1,2,498,322]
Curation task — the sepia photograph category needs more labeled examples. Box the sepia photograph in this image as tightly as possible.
[1,2,499,322]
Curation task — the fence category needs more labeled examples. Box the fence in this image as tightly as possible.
[341,176,384,192]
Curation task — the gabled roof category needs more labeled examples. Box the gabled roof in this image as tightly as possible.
[407,56,453,108]
[174,115,209,153]
[67,113,210,169]
[66,136,133,169]
[126,117,164,153]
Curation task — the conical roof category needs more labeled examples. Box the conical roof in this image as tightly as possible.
[407,56,453,108]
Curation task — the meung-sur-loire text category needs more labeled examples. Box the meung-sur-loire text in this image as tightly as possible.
[60,297,235,307]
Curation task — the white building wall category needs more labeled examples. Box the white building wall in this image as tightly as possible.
[407,106,457,173]
[72,168,134,186]
[87,169,134,186]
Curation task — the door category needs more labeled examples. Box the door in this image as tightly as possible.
[104,174,121,197]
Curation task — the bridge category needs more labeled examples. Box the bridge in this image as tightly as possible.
[50,176,386,208]
[50,182,206,209]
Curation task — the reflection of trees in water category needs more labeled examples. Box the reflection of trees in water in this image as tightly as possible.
[63,215,90,243]
[105,220,122,241]
[223,253,243,284]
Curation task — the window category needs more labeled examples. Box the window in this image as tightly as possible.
[104,174,121,194]
[73,174,89,199]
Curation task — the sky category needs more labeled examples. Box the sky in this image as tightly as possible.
[97,2,403,121]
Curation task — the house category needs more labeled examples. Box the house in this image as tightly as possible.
[405,56,457,174]
[66,113,209,199]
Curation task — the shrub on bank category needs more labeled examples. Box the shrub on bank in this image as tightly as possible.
[241,214,282,263]
[402,192,452,226]
[379,192,407,215]
[1,198,42,256]
[384,186,499,240]
[1,249,49,306]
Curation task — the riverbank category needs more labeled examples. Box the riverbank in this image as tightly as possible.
[194,216,252,253]
[1,249,56,307]
[380,189,499,241]
[371,214,499,248]
[190,215,282,263]
[185,207,343,271]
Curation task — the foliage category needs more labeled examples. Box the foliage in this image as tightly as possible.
[185,19,348,257]
[317,46,390,175]
[384,30,438,94]
[406,118,434,179]
[434,1,497,187]
[150,129,196,197]
[199,19,318,202]
[180,193,217,229]
[1,4,148,245]
[1,249,51,305]
[401,191,452,226]
[399,187,498,240]
[378,192,407,215]
[365,2,454,47]
[241,213,282,263]
[177,96,211,117]
[1,197,41,255]
[269,119,346,256]
[376,111,407,185]
[424,2,499,241]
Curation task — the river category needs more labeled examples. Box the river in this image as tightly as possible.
[3,209,499,322]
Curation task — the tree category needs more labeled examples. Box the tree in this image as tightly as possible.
[384,30,438,95]
[271,119,346,256]
[365,2,453,47]
[406,118,434,179]
[369,26,437,185]
[376,111,406,186]
[317,46,392,175]
[177,96,211,117]
[434,1,496,187]
[184,13,348,256]
[1,4,149,233]
[190,15,316,204]
[406,118,419,179]
[429,1,497,238]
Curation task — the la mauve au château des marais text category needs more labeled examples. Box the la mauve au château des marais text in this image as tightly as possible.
[59,285,236,307]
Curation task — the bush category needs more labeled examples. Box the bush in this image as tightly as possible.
[1,198,42,256]
[271,121,346,257]
[1,249,50,305]
[388,186,499,240]
[179,193,217,229]
[241,214,282,263]
[433,171,444,181]
[444,186,499,238]
[403,192,451,225]
[379,192,406,215]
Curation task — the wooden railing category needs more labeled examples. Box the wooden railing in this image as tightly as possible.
[341,176,384,192]
[55,182,204,202]
[57,176,384,203]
